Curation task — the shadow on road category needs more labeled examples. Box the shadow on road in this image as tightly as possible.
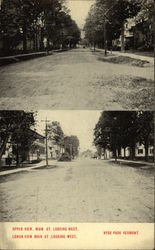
[32,165,58,170]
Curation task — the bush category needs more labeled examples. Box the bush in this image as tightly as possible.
[58,152,71,162]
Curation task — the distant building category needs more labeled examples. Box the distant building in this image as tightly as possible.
[80,29,85,39]
[113,17,153,51]
[113,18,135,50]
[48,139,64,160]
[28,130,45,162]
[120,143,154,158]
[80,149,93,158]
[103,149,113,160]
[98,142,154,161]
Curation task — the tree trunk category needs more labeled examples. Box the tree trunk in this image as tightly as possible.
[124,147,126,159]
[144,141,149,162]
[104,20,107,56]
[103,148,106,159]
[22,22,27,53]
[16,145,20,167]
[93,42,95,52]
[130,145,135,160]
[121,21,125,52]
[30,39,32,51]
[0,134,9,163]
[3,38,11,56]
[47,37,50,52]
[40,27,44,51]
[33,31,36,51]
[35,31,38,51]
[113,148,117,162]
[118,147,121,158]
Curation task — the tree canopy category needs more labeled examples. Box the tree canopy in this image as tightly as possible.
[64,135,79,158]
[0,110,36,165]
[84,0,153,51]
[47,121,64,148]
[0,0,81,55]
[47,121,79,159]
[94,111,154,161]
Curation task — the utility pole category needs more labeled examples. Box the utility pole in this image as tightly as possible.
[103,2,118,56]
[104,19,107,56]
[69,143,72,159]
[41,118,50,167]
[45,119,48,167]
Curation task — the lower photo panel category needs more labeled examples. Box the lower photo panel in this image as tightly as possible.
[0,110,154,249]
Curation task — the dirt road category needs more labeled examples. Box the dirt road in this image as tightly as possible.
[0,48,153,110]
[0,158,154,222]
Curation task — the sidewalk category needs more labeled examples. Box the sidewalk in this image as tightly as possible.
[0,52,47,66]
[95,48,154,64]
[112,50,154,64]
[0,49,69,66]
[109,158,154,166]
[0,160,46,176]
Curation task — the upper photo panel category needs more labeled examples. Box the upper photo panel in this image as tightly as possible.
[0,0,154,110]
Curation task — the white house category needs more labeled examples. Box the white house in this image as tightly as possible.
[120,142,154,158]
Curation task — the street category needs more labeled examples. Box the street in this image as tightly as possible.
[0,158,154,222]
[0,48,154,110]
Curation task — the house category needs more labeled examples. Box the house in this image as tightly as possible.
[98,142,154,161]
[28,130,45,162]
[112,18,135,50]
[113,17,153,51]
[0,129,45,166]
[48,139,65,160]
[103,149,113,160]
[135,143,153,158]
[120,142,154,159]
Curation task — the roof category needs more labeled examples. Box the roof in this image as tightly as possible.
[28,129,45,140]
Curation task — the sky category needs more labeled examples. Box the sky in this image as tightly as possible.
[36,110,101,152]
[66,0,95,29]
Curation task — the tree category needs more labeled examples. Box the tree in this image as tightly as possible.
[94,113,110,158]
[0,0,43,53]
[42,0,62,50]
[98,0,141,51]
[64,135,79,158]
[84,4,105,51]
[93,111,145,161]
[0,0,21,54]
[0,0,80,54]
[137,111,154,161]
[110,0,141,51]
[134,0,154,50]
[0,111,35,166]
[47,121,64,157]
[66,19,81,48]
[84,0,141,52]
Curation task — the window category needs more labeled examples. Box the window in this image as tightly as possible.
[150,149,154,154]
[138,149,143,154]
